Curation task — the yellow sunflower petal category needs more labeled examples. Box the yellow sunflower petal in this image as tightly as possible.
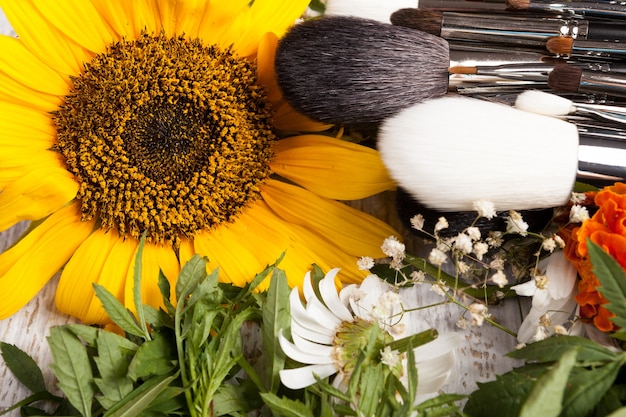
[30,0,119,54]
[0,36,70,96]
[262,179,398,258]
[0,202,95,319]
[0,0,92,75]
[234,0,309,57]
[256,32,331,133]
[193,219,269,287]
[195,0,250,46]
[0,65,63,111]
[0,151,66,188]
[0,102,56,149]
[124,241,180,314]
[0,166,78,232]
[55,228,120,323]
[271,135,396,200]
[155,0,208,38]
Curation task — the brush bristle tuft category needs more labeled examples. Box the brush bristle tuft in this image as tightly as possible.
[390,8,443,36]
[514,90,575,116]
[275,16,450,125]
[505,0,530,10]
[548,65,583,93]
[545,36,574,55]
[378,96,579,211]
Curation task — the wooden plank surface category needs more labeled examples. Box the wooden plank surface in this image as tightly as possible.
[0,193,524,412]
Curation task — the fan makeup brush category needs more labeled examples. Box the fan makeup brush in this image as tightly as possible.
[390,8,626,45]
[274,15,451,125]
[377,95,626,212]
[548,64,626,98]
[515,90,626,124]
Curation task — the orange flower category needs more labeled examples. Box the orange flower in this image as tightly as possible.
[562,183,626,332]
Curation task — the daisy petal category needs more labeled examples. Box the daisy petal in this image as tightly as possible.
[279,331,333,365]
[291,331,334,357]
[279,363,338,390]
[0,202,94,319]
[289,287,332,335]
[319,269,353,322]
[291,318,334,345]
[0,166,78,231]
[305,295,343,329]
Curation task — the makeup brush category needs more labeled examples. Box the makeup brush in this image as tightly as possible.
[377,95,626,211]
[390,8,626,44]
[546,36,626,59]
[506,0,626,20]
[548,64,626,98]
[515,89,626,124]
[274,15,450,125]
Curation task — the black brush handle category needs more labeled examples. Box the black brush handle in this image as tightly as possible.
[587,23,626,42]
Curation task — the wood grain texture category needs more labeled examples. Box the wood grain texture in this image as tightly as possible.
[0,193,525,413]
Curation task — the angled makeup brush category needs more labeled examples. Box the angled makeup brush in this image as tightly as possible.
[515,89,626,124]
[377,95,626,211]
[274,16,450,125]
[548,64,626,98]
[390,8,626,44]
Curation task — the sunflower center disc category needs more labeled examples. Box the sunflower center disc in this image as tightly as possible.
[54,32,275,243]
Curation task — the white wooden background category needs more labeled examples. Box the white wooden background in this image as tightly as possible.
[0,6,523,413]
[0,193,524,413]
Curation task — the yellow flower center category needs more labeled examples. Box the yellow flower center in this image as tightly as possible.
[333,318,395,377]
[53,32,275,244]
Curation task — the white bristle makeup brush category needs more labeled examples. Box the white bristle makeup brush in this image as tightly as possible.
[515,90,626,125]
[324,0,416,22]
[274,15,450,125]
[378,95,625,211]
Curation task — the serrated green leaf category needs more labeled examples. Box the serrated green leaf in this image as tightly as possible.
[507,336,617,364]
[48,326,94,417]
[260,393,315,417]
[157,271,175,316]
[93,283,146,339]
[103,373,179,417]
[561,359,623,417]
[65,324,100,347]
[175,255,208,302]
[262,267,290,393]
[132,233,151,341]
[0,342,46,393]
[0,391,63,416]
[142,304,173,329]
[464,365,546,417]
[520,348,578,417]
[213,380,263,416]
[93,330,135,410]
[127,333,176,381]
[588,240,626,329]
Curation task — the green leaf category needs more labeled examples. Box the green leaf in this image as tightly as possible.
[464,365,545,417]
[48,326,94,417]
[260,393,315,417]
[93,283,147,339]
[389,328,438,353]
[93,330,135,410]
[213,380,263,416]
[127,333,176,381]
[157,271,175,316]
[561,360,623,417]
[103,373,179,417]
[507,336,617,365]
[519,348,578,417]
[607,407,626,417]
[65,324,100,347]
[262,267,290,393]
[0,342,46,393]
[132,233,152,341]
[588,240,626,329]
[175,254,208,302]
[0,391,63,416]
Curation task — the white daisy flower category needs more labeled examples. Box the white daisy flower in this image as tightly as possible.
[278,269,458,395]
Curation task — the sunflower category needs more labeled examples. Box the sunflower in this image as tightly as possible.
[0,0,397,324]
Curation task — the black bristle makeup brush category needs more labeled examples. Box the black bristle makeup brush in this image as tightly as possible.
[548,64,626,98]
[378,95,626,212]
[274,16,450,125]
